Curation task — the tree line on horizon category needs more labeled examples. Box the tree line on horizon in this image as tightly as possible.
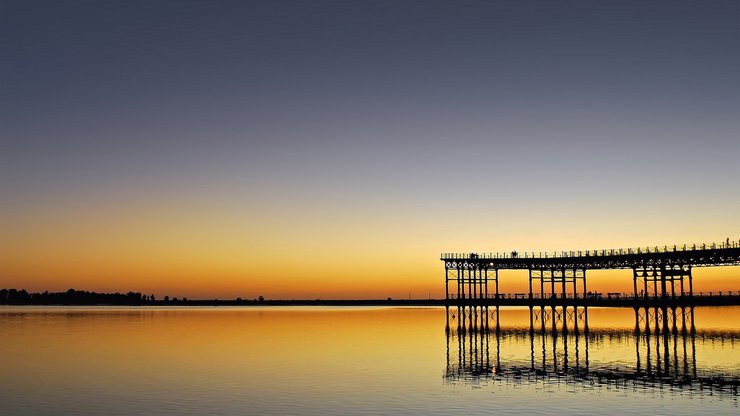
[0,288,158,305]
[0,288,416,305]
[0,288,265,305]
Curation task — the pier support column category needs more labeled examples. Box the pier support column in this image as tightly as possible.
[471,266,477,333]
[561,268,568,334]
[660,266,669,333]
[495,269,500,330]
[573,270,579,333]
[446,264,462,332]
[467,266,472,324]
[632,267,639,301]
[460,266,466,332]
[528,269,535,333]
[632,268,640,332]
[687,266,695,334]
[539,270,545,334]
[581,269,589,333]
[550,270,557,332]
[445,265,450,332]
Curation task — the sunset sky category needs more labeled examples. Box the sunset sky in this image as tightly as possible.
[1,0,739,299]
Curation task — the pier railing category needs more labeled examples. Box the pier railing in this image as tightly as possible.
[441,240,739,260]
[447,291,738,300]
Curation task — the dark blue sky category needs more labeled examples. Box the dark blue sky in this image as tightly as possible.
[1,1,739,295]
[3,1,738,183]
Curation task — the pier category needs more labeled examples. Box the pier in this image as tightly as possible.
[441,242,740,332]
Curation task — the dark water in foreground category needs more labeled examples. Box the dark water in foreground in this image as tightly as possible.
[1,306,738,415]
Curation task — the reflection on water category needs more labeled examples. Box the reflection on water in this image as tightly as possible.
[1,306,738,415]
[445,306,739,397]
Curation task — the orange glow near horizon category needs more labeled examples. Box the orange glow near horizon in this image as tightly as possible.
[0,234,740,299]
[1,190,739,298]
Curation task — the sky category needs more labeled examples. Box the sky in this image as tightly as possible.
[1,0,739,299]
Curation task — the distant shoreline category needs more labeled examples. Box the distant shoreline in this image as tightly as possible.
[3,288,740,307]
[4,298,740,307]
[0,298,446,307]
[0,288,448,307]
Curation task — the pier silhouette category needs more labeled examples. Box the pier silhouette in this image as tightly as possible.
[441,242,740,333]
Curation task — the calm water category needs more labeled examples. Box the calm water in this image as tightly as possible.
[1,306,738,415]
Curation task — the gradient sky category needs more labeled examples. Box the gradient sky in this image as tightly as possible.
[1,0,739,298]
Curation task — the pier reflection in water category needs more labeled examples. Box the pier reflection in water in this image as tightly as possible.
[445,306,739,396]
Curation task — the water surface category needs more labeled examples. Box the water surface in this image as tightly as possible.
[1,306,738,415]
